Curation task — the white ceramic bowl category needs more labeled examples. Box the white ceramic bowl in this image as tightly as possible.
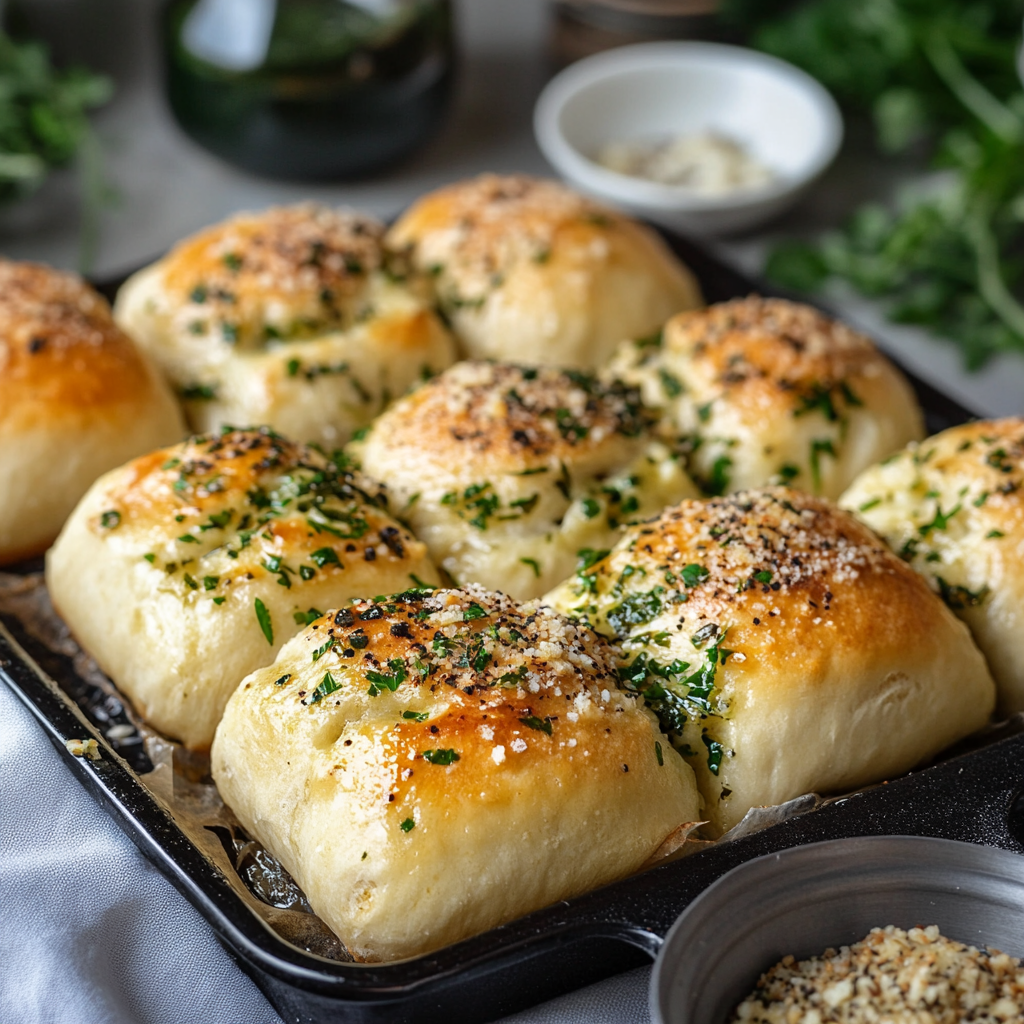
[534,41,843,236]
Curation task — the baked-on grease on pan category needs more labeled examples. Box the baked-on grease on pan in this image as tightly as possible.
[114,204,456,447]
[545,487,995,835]
[0,259,185,565]
[608,297,924,499]
[351,360,696,600]
[46,427,439,749]
[387,174,702,369]
[212,585,701,962]
[842,418,1024,717]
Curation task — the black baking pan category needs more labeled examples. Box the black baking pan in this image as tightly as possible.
[4,232,1021,1024]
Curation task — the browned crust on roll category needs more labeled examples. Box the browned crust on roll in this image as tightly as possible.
[663,296,899,417]
[157,204,387,348]
[601,488,947,694]
[667,296,892,406]
[213,582,700,959]
[387,173,695,308]
[362,360,653,477]
[99,427,413,583]
[388,173,615,269]
[0,260,160,427]
[292,587,631,802]
[549,486,995,834]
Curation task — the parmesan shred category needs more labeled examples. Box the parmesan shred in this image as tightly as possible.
[596,132,774,195]
[731,925,1024,1023]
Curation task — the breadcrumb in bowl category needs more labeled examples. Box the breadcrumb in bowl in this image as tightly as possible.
[732,925,1024,1023]
[651,837,1024,1024]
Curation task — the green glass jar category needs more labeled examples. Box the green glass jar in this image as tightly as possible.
[163,0,454,180]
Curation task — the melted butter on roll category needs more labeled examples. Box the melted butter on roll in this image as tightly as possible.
[545,487,994,836]
[607,297,924,499]
[352,361,697,600]
[211,585,700,962]
[387,174,702,369]
[114,204,456,446]
[46,428,439,749]
[841,418,1024,716]
[0,259,185,564]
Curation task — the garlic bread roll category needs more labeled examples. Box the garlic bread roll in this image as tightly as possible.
[545,488,994,836]
[114,204,456,446]
[352,361,697,600]
[386,174,702,369]
[211,585,700,961]
[46,428,439,749]
[0,260,185,565]
[608,297,924,499]
[840,418,1024,716]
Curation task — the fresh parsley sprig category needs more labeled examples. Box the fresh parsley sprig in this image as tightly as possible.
[0,29,112,268]
[724,0,1024,369]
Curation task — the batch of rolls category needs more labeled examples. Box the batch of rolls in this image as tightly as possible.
[4,173,1022,964]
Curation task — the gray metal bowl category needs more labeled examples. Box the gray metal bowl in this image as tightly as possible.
[650,836,1024,1024]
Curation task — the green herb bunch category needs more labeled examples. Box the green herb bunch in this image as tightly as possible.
[0,29,111,203]
[722,0,1024,369]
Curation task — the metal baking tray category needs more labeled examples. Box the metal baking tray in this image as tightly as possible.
[4,232,1024,1024]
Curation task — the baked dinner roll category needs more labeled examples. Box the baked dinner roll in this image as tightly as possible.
[386,174,702,368]
[46,427,439,749]
[840,418,1024,717]
[352,361,697,601]
[114,204,456,446]
[544,488,994,836]
[0,260,185,565]
[607,297,924,499]
[211,585,701,961]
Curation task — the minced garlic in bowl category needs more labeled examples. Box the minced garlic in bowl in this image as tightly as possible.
[732,925,1024,1023]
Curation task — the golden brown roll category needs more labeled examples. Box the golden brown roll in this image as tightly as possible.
[211,585,701,961]
[114,204,457,446]
[544,488,995,836]
[352,361,697,600]
[0,260,185,565]
[386,174,702,368]
[840,418,1024,717]
[46,428,440,749]
[607,297,924,499]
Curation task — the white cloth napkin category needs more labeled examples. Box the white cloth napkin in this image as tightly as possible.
[0,680,650,1024]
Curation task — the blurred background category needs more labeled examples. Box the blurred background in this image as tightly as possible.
[1,0,1023,414]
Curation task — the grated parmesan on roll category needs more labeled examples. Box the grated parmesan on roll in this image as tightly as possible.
[352,360,697,600]
[545,487,994,835]
[46,428,439,749]
[387,174,702,369]
[607,297,924,499]
[114,204,456,447]
[841,418,1024,716]
[211,585,701,962]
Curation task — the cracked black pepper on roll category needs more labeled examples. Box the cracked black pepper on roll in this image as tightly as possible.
[211,584,701,961]
[544,487,995,835]
[386,173,702,369]
[350,360,696,600]
[113,203,456,447]
[45,427,440,749]
[841,417,1024,717]
[606,296,924,499]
